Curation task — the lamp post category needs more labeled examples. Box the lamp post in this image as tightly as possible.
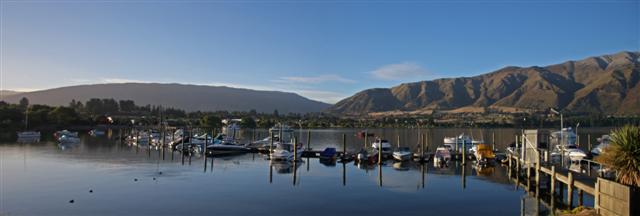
[550,108,564,166]
[576,122,581,147]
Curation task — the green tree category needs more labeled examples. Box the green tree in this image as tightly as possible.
[19,97,29,109]
[48,107,79,125]
[597,125,640,187]
[200,115,222,129]
[85,98,104,114]
[118,100,136,113]
[240,116,257,129]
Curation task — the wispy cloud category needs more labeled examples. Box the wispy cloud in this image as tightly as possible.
[370,62,428,81]
[274,74,355,84]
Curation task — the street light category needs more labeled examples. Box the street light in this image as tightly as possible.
[550,108,563,130]
[550,108,565,166]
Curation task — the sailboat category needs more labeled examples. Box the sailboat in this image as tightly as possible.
[17,106,40,140]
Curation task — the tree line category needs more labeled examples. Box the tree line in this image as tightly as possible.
[1,97,638,131]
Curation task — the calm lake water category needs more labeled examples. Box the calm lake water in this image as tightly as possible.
[1,128,609,215]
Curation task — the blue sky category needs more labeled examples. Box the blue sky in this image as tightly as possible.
[1,0,638,103]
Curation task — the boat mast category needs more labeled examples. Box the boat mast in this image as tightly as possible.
[24,106,29,130]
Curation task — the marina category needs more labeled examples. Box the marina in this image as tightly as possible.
[0,127,621,215]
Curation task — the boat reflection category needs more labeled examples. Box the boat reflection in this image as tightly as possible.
[270,160,302,174]
[392,161,411,171]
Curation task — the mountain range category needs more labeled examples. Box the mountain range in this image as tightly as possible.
[1,83,330,113]
[328,51,640,115]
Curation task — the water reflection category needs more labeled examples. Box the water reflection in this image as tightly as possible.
[1,128,610,216]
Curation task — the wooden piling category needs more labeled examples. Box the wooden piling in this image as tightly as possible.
[364,134,368,149]
[378,136,382,165]
[421,133,425,161]
[578,189,583,206]
[342,133,346,158]
[396,135,400,148]
[551,166,556,195]
[307,130,311,151]
[293,136,298,161]
[462,139,466,165]
[568,172,574,208]
[269,131,273,158]
[342,161,346,186]
[204,129,208,162]
[535,155,540,187]
[588,134,592,152]
[492,132,495,151]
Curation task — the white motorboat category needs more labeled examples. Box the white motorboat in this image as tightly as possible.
[443,133,483,154]
[433,146,451,166]
[54,130,78,138]
[372,139,392,155]
[591,135,611,156]
[270,142,304,161]
[174,135,213,153]
[254,124,295,150]
[206,140,250,153]
[392,147,413,161]
[550,128,587,162]
[58,134,80,144]
[551,145,587,162]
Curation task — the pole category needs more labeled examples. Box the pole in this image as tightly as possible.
[269,131,273,159]
[342,133,346,158]
[462,139,466,165]
[307,130,311,151]
[492,132,495,151]
[293,136,298,161]
[378,137,382,165]
[364,133,368,149]
[588,134,592,152]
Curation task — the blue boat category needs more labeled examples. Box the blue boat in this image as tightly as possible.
[320,148,337,159]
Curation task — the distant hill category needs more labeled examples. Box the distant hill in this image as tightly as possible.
[2,83,330,113]
[329,51,640,115]
[0,90,23,97]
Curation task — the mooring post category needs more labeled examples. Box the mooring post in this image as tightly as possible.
[424,132,428,153]
[397,135,400,149]
[342,133,346,158]
[588,134,592,152]
[181,128,185,165]
[551,166,556,195]
[536,153,540,187]
[307,130,311,151]
[252,128,256,143]
[378,137,382,165]
[567,172,574,208]
[204,128,208,162]
[509,153,513,169]
[462,139,466,165]
[269,131,273,158]
[364,134,368,149]
[293,136,298,161]
[421,133,425,161]
[578,189,583,206]
[492,132,495,152]
[342,160,346,186]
